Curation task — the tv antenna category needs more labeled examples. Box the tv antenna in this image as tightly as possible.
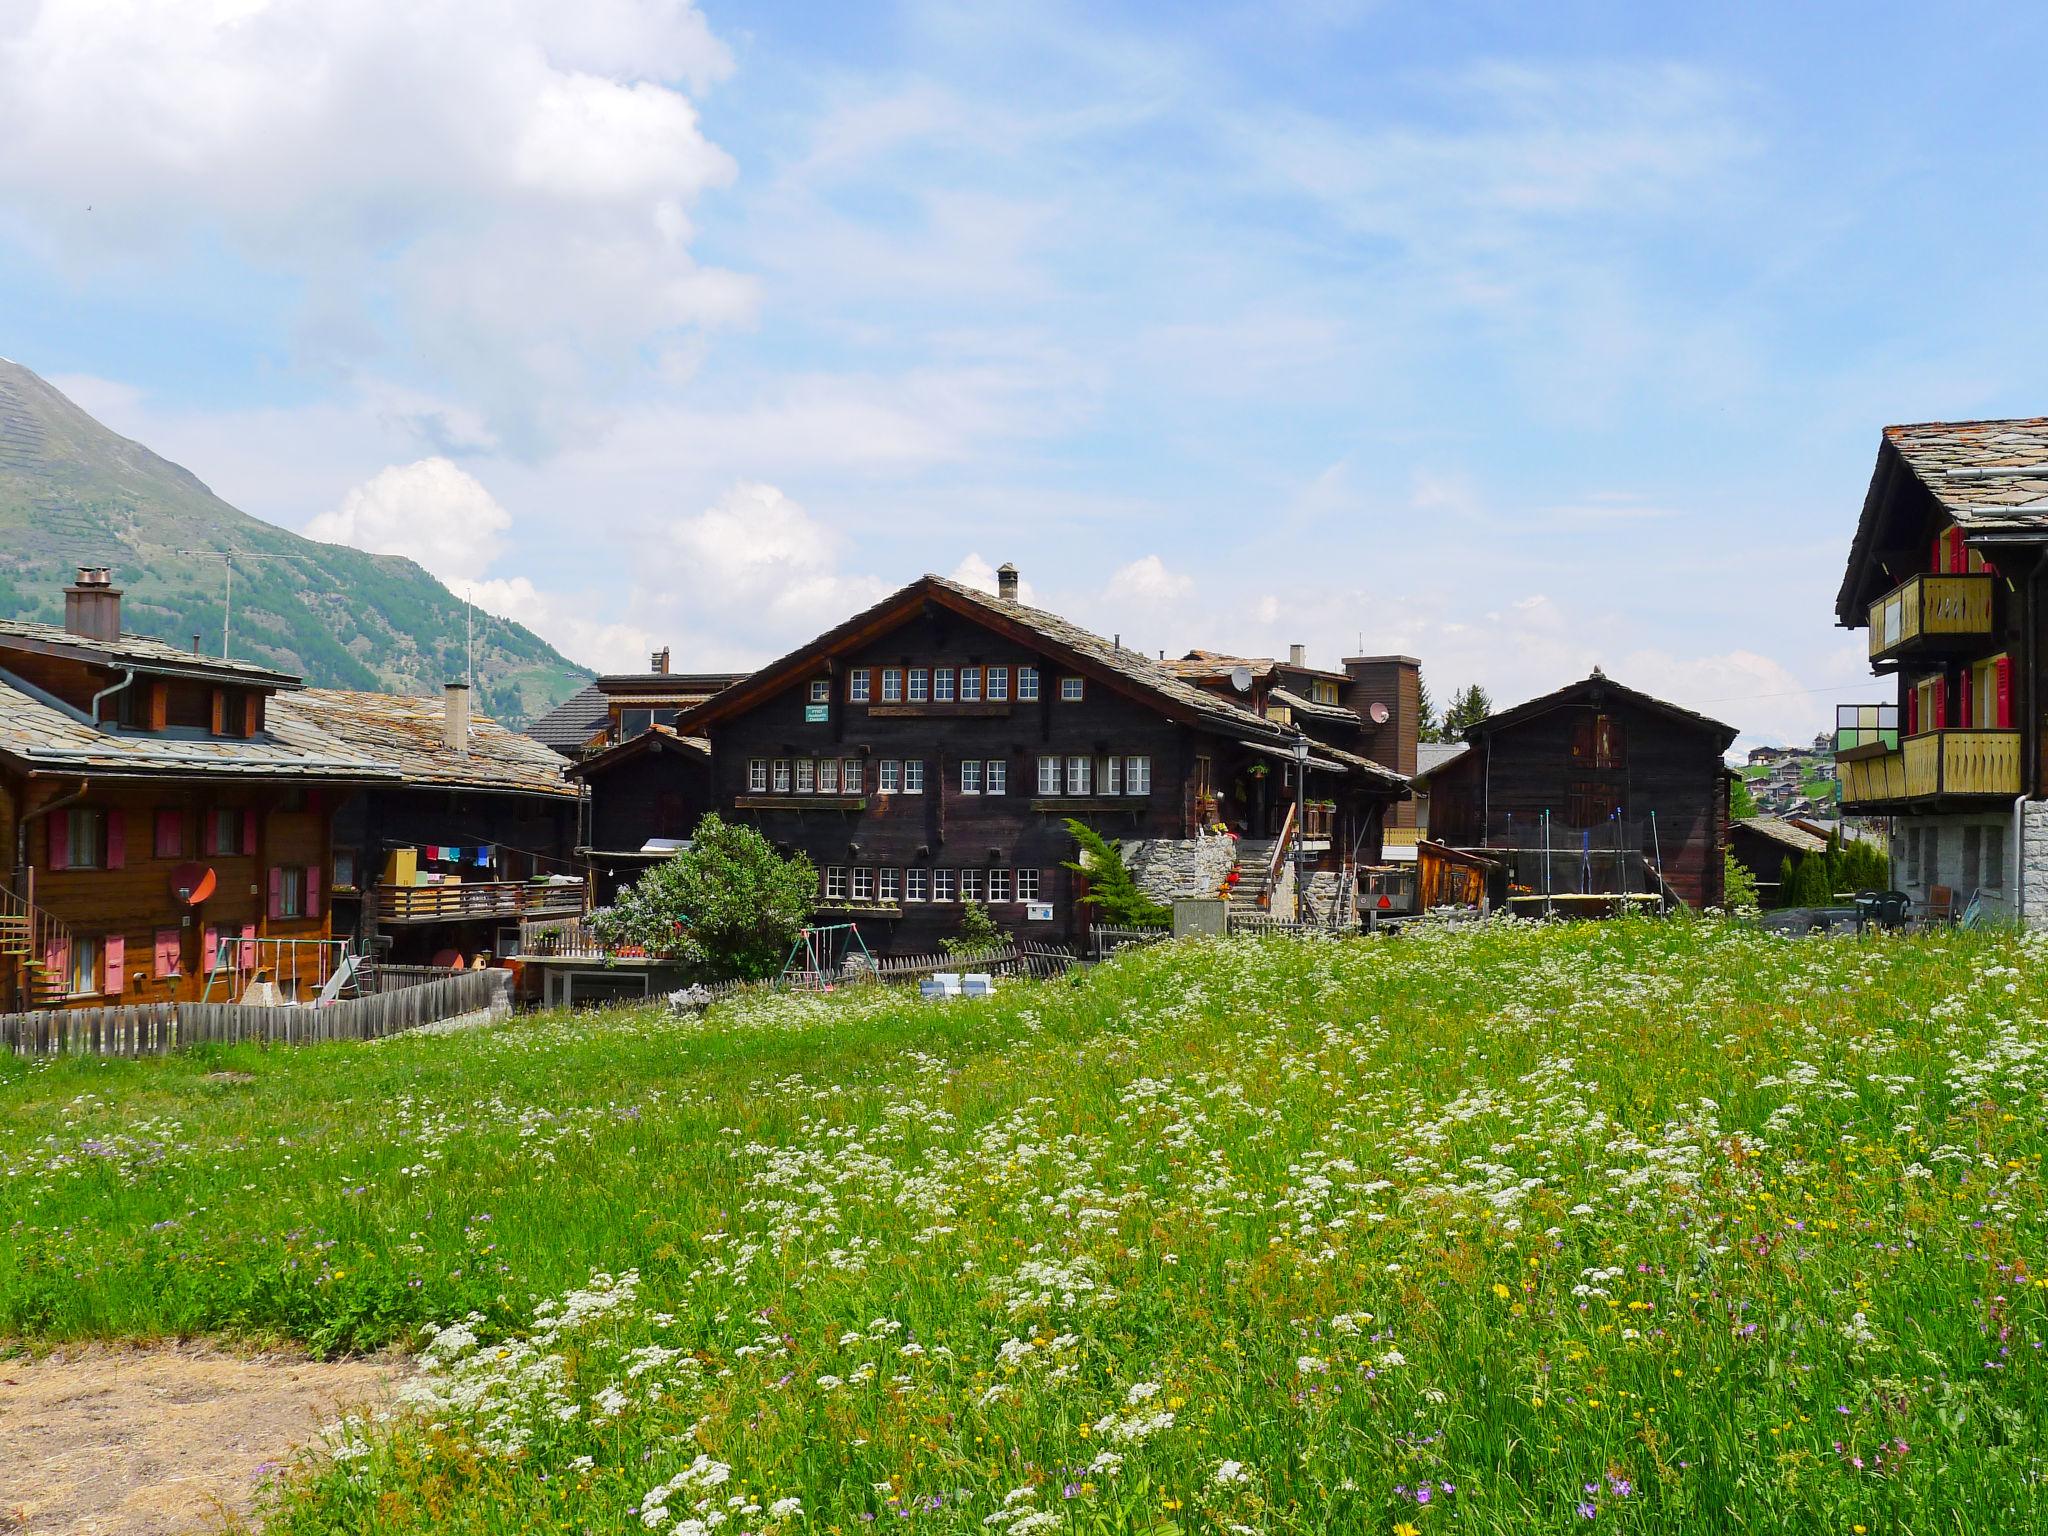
[182,549,318,658]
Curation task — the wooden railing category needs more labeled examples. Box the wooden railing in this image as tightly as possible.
[0,881,71,1004]
[1840,728,2021,805]
[1267,799,1298,910]
[1868,573,1994,660]
[516,915,681,961]
[376,878,587,924]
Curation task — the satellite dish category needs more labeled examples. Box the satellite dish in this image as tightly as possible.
[1368,701,1391,725]
[169,862,216,906]
[1228,666,1254,693]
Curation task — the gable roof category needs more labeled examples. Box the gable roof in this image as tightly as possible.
[270,689,577,797]
[0,616,301,687]
[1837,419,2048,621]
[674,574,1408,790]
[1463,671,1737,751]
[1410,742,1470,786]
[1733,815,1829,857]
[526,682,609,751]
[567,723,711,781]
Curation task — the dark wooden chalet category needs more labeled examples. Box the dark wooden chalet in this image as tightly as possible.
[674,565,1409,951]
[273,684,582,968]
[568,724,717,902]
[1833,418,2048,924]
[1420,669,1737,909]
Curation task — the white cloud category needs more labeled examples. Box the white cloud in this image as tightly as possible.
[1105,554,1193,604]
[949,554,1036,604]
[0,0,746,439]
[465,575,659,675]
[307,457,510,586]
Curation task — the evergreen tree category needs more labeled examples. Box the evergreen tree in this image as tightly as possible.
[1729,776,1760,819]
[1723,849,1761,911]
[1416,675,1442,743]
[1062,819,1172,926]
[1441,683,1494,740]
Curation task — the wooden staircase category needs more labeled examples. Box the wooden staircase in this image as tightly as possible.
[0,883,70,1007]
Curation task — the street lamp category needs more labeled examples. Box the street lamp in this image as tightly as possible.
[1292,729,1311,924]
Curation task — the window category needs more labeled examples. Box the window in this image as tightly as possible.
[1570,712,1625,770]
[154,927,181,980]
[1038,756,1062,795]
[748,759,769,793]
[843,759,863,794]
[1060,676,1084,702]
[809,679,831,703]
[903,759,925,794]
[68,936,99,997]
[825,866,848,901]
[621,707,653,739]
[960,667,983,702]
[209,809,244,857]
[1963,825,1983,889]
[934,868,957,901]
[960,868,983,902]
[879,868,900,904]
[849,670,871,703]
[986,759,1007,796]
[1924,826,1940,890]
[153,808,185,859]
[1986,826,2007,889]
[60,808,107,870]
[276,865,306,919]
[773,760,792,794]
[882,668,904,703]
[879,759,902,793]
[1125,755,1151,795]
[935,667,956,702]
[1066,755,1093,795]
[852,867,875,901]
[988,868,1011,902]
[906,868,929,902]
[795,759,816,793]
[1104,756,1122,796]
[1904,825,1921,887]
[909,668,930,702]
[1017,867,1041,901]
[1312,679,1340,706]
[819,759,840,794]
[1018,667,1040,701]
[987,666,1009,700]
[961,760,983,795]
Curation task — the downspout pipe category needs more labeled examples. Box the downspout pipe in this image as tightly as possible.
[16,777,90,897]
[88,667,136,726]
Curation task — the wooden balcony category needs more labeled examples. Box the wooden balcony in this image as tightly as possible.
[1867,574,1994,664]
[1838,729,2021,810]
[374,878,588,925]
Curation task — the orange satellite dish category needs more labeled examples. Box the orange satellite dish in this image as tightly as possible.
[169,862,216,905]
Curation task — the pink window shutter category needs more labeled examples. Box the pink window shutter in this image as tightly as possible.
[240,922,257,969]
[47,813,68,870]
[156,928,180,978]
[44,935,67,981]
[104,935,125,994]
[268,866,283,920]
[242,809,258,855]
[106,810,125,870]
[306,867,322,920]
[155,810,177,859]
[203,926,218,972]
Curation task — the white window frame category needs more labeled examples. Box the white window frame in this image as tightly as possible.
[852,867,875,901]
[879,759,901,793]
[961,759,982,795]
[882,668,904,703]
[986,759,1007,796]
[987,666,1009,701]
[909,667,930,703]
[277,865,305,919]
[1104,755,1122,796]
[824,866,847,901]
[818,758,840,794]
[843,758,863,794]
[1017,867,1040,901]
[1038,756,1061,795]
[1060,676,1084,702]
[905,867,929,902]
[934,868,957,902]
[988,868,1011,903]
[849,670,871,703]
[773,760,792,794]
[69,934,100,996]
[879,867,900,904]
[795,758,816,794]
[960,867,983,903]
[960,666,982,702]
[1066,754,1092,796]
[903,759,925,794]
[935,667,955,702]
[748,759,769,793]
[809,678,831,703]
[1018,667,1040,701]
[1125,755,1151,795]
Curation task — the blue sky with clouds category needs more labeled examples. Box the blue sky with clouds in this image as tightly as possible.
[5,0,2047,747]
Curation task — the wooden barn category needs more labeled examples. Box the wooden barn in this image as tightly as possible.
[569,724,718,902]
[1420,669,1737,909]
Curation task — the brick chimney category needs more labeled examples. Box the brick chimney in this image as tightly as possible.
[443,681,471,756]
[996,562,1019,602]
[650,647,670,675]
[64,566,122,642]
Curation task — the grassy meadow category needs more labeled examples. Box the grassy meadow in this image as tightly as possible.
[5,920,2048,1533]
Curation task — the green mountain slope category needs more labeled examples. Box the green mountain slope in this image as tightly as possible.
[0,359,590,725]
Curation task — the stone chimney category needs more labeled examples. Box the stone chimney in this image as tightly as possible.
[1289,643,1307,668]
[64,566,122,642]
[443,681,471,756]
[650,647,670,675]
[996,562,1019,603]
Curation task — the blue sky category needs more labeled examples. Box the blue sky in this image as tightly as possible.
[5,0,2047,747]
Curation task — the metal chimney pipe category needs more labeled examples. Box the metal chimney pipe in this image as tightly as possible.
[443,681,471,756]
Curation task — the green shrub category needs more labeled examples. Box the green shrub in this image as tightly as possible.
[590,813,815,982]
[1061,819,1171,926]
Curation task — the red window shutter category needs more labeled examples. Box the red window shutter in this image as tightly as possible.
[268,866,283,920]
[305,867,322,920]
[105,810,125,870]
[104,935,125,993]
[210,689,225,735]
[1999,656,2014,728]
[45,935,67,984]
[242,809,257,855]
[1906,688,1918,734]
[1934,674,1948,730]
[47,812,68,870]
[1959,675,1973,728]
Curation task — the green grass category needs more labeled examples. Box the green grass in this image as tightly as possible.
[6,921,2048,1533]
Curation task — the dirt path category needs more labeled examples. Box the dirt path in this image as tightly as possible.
[0,1342,401,1535]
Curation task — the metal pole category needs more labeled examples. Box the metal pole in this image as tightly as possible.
[1293,731,1309,924]
[222,557,233,659]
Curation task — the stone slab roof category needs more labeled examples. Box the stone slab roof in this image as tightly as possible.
[1733,815,1829,857]
[0,616,300,686]
[526,682,609,750]
[272,689,577,798]
[1885,418,2048,528]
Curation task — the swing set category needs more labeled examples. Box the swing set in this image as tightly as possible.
[779,923,875,989]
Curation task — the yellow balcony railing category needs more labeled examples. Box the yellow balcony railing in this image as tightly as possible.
[1867,574,1994,662]
[1839,729,2021,807]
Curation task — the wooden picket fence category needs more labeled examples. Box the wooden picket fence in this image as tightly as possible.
[1226,908,1337,937]
[0,968,511,1060]
[1088,923,1170,960]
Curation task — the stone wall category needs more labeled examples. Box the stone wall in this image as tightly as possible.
[1126,834,1239,903]
[2023,803,2048,929]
